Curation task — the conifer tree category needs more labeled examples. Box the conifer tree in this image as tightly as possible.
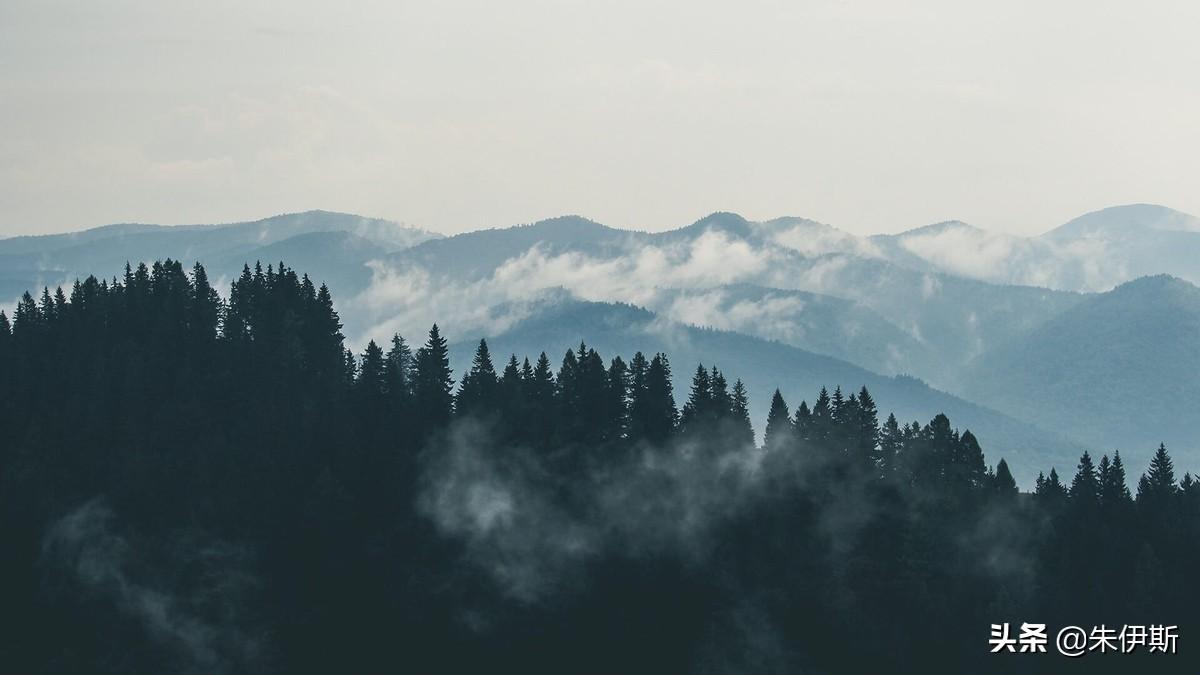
[1137,443,1177,504]
[496,355,527,442]
[0,311,10,357]
[879,413,902,475]
[793,401,812,444]
[605,356,630,443]
[1098,452,1132,508]
[343,348,358,384]
[528,352,556,409]
[1035,467,1068,510]
[501,354,523,397]
[680,364,713,433]
[634,353,677,445]
[384,334,414,402]
[710,367,730,421]
[187,262,221,342]
[308,283,345,382]
[626,352,649,441]
[413,324,454,429]
[992,459,1017,499]
[730,379,754,450]
[456,339,500,417]
[1069,451,1099,505]
[357,340,387,395]
[953,430,988,493]
[855,386,880,467]
[810,387,832,444]
[763,389,792,452]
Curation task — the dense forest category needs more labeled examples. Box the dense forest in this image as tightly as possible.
[1,260,1196,673]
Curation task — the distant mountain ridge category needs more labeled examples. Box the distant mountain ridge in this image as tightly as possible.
[0,210,439,303]
[4,204,1198,479]
[962,274,1200,468]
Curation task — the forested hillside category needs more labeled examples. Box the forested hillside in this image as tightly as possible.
[1,261,1196,673]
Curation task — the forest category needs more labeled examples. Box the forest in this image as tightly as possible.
[0,260,1196,674]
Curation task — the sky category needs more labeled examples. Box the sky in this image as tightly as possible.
[2,0,1199,238]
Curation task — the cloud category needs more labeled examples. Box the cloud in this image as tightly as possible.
[41,499,265,674]
[348,230,787,347]
[418,418,771,603]
[893,223,1125,291]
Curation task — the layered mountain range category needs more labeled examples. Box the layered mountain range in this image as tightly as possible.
[5,203,1198,485]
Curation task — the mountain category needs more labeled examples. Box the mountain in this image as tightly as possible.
[7,206,1196,478]
[1043,203,1200,240]
[868,221,1078,289]
[0,210,439,303]
[866,204,1200,292]
[374,212,1083,389]
[388,215,633,282]
[448,297,1084,487]
[963,274,1200,470]
[643,284,929,377]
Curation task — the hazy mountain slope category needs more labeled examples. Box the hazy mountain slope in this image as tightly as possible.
[0,210,438,300]
[645,284,929,376]
[868,221,1079,289]
[1043,203,1200,240]
[1039,204,1200,289]
[387,215,634,281]
[771,253,1084,387]
[865,204,1200,292]
[0,223,197,256]
[964,275,1200,470]
[371,212,1083,389]
[448,298,1084,486]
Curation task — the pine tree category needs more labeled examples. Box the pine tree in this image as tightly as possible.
[1098,452,1132,509]
[528,352,556,409]
[525,352,556,447]
[992,459,1017,499]
[357,340,387,398]
[1035,467,1068,510]
[810,387,832,444]
[498,354,528,442]
[1138,443,1177,504]
[793,401,811,444]
[879,413,902,476]
[308,283,345,382]
[456,339,499,417]
[0,310,11,355]
[952,430,988,493]
[635,353,677,446]
[1069,451,1099,505]
[855,386,880,468]
[555,347,581,443]
[501,354,523,398]
[384,334,414,401]
[763,389,792,452]
[679,364,713,433]
[710,367,731,421]
[413,324,454,429]
[605,356,630,444]
[574,344,610,444]
[730,379,754,450]
[627,352,649,441]
[343,347,358,385]
[187,262,221,342]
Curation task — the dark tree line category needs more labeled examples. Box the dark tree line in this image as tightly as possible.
[0,261,1196,674]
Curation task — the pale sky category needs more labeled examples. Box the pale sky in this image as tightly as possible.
[2,0,1198,237]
